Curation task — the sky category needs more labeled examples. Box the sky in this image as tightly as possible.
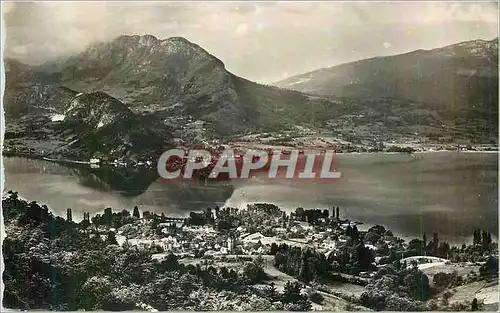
[2,1,499,83]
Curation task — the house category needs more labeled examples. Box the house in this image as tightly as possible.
[365,244,378,251]
[295,221,313,229]
[204,250,216,257]
[243,232,266,243]
[325,250,335,259]
[274,227,287,234]
[227,237,235,253]
[236,226,246,233]
[220,247,229,254]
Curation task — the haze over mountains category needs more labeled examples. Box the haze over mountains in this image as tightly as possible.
[3,35,498,160]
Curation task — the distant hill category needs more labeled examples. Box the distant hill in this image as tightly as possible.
[59,91,172,160]
[275,38,499,142]
[275,38,498,105]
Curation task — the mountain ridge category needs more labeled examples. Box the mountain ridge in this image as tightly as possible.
[275,37,498,101]
[276,37,499,83]
[274,38,498,144]
[3,35,498,162]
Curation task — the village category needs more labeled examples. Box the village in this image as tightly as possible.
[3,190,498,311]
[77,201,498,311]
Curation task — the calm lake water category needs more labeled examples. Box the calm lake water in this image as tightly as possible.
[3,152,498,244]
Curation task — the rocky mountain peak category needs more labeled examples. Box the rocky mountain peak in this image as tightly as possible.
[112,34,160,47]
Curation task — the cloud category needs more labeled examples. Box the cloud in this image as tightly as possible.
[3,1,498,83]
[235,23,249,37]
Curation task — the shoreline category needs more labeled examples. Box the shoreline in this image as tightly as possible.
[3,149,498,165]
[2,190,479,248]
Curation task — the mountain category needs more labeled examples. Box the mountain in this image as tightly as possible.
[3,35,498,160]
[5,35,334,138]
[39,35,336,136]
[59,91,172,160]
[276,38,499,141]
[275,38,498,104]
[3,59,76,117]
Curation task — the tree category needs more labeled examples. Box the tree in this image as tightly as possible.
[394,258,401,270]
[479,256,498,277]
[438,242,450,258]
[243,261,266,284]
[364,231,381,244]
[347,225,359,241]
[104,207,113,226]
[205,207,213,223]
[433,272,451,287]
[408,239,424,255]
[299,252,313,283]
[473,229,481,245]
[401,266,430,301]
[345,224,351,234]
[159,253,179,271]
[471,298,479,311]
[66,208,73,222]
[295,207,305,221]
[432,233,439,255]
[307,289,324,304]
[385,294,424,311]
[355,242,374,271]
[105,231,118,245]
[282,281,303,303]
[216,219,232,231]
[80,213,91,229]
[254,255,265,269]
[389,249,398,262]
[151,216,160,228]
[133,206,140,219]
[275,251,286,268]
[322,209,329,219]
[482,231,492,250]
[265,282,279,302]
[270,243,279,255]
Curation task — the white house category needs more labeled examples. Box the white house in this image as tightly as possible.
[227,237,235,253]
[243,232,265,243]
[274,227,287,234]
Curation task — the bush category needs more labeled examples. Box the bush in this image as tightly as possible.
[385,295,425,311]
[308,290,324,304]
[242,261,266,284]
[479,256,498,277]
[433,272,451,287]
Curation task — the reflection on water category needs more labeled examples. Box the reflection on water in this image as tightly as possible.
[3,152,498,244]
[3,157,234,220]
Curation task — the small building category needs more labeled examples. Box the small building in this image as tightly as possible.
[227,237,235,253]
[294,221,313,230]
[242,232,265,243]
[274,227,287,234]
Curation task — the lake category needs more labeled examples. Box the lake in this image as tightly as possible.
[2,152,498,244]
